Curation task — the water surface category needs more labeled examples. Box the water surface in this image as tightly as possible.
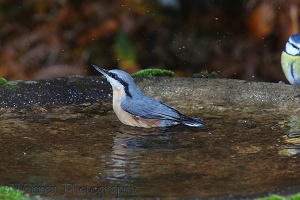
[0,104,299,199]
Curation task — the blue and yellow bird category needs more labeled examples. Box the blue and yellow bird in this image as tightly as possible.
[93,64,205,128]
[281,34,300,85]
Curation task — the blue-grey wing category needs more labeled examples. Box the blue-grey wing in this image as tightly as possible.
[121,97,181,120]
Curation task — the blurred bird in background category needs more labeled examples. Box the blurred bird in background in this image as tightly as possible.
[281,34,300,85]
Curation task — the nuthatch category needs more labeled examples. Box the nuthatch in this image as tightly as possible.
[93,65,205,128]
[281,34,300,85]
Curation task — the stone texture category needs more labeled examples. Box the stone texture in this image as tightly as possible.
[0,76,299,112]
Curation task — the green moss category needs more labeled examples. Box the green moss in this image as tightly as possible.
[0,78,15,88]
[133,69,175,77]
[257,195,285,200]
[290,194,300,200]
[0,186,31,200]
[257,194,300,200]
[193,70,218,78]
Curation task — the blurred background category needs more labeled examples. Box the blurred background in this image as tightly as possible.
[0,0,299,82]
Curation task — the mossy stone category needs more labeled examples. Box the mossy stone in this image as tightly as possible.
[133,69,175,77]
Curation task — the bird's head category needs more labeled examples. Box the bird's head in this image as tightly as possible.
[285,34,300,56]
[93,65,138,98]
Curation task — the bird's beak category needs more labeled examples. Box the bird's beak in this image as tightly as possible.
[92,64,109,76]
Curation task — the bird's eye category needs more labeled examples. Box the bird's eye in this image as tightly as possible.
[109,72,118,79]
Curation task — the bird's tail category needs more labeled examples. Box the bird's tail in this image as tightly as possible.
[180,115,205,127]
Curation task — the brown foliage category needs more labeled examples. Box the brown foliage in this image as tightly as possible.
[0,0,299,82]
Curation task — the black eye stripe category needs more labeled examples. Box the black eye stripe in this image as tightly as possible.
[108,72,117,79]
[107,72,132,98]
[288,41,300,50]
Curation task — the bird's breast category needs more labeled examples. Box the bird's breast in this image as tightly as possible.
[111,90,168,128]
[281,52,300,85]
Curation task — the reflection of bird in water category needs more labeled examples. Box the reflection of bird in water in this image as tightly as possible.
[93,65,205,128]
[101,127,162,182]
[102,125,196,182]
[279,116,300,157]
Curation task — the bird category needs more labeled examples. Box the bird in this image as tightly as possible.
[92,64,205,128]
[281,34,300,85]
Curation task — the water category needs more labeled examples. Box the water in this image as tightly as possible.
[0,104,299,199]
